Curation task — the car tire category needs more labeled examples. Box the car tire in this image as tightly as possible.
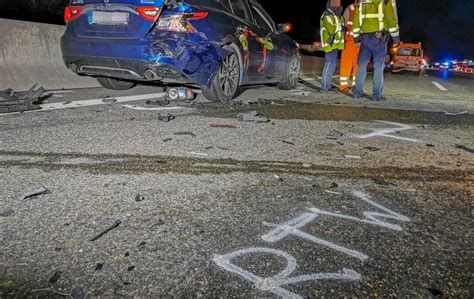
[201,45,241,103]
[96,77,136,90]
[278,54,301,90]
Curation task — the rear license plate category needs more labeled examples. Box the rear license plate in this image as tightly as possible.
[91,11,129,25]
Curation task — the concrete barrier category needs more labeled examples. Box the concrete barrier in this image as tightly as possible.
[0,18,324,91]
[0,18,100,91]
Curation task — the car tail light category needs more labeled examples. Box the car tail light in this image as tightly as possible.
[64,6,83,23]
[136,7,162,22]
[155,12,208,33]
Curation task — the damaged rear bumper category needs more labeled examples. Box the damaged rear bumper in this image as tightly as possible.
[61,31,226,86]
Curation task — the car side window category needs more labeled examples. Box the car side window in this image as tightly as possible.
[250,5,274,32]
[229,0,250,21]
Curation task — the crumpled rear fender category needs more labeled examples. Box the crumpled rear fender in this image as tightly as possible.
[144,31,229,86]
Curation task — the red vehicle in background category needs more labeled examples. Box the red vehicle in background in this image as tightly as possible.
[390,43,424,75]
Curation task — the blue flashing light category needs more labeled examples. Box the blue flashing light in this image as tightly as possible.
[178,3,192,12]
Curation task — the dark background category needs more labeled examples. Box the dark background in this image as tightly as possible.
[0,0,472,61]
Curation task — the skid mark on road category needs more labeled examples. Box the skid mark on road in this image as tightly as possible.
[355,121,420,142]
[0,150,471,182]
[214,190,410,298]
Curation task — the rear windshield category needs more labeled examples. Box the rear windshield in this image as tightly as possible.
[398,47,421,57]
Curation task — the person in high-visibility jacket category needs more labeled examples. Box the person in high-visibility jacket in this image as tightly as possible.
[352,0,400,101]
[319,0,345,93]
[339,1,359,91]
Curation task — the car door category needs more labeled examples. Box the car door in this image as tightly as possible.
[228,0,265,81]
[248,2,285,80]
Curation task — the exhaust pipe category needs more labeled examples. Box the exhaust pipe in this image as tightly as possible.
[144,69,160,80]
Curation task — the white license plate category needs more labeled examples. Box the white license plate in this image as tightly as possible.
[91,11,129,25]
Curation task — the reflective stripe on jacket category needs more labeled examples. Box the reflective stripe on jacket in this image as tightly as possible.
[352,0,400,44]
[320,8,345,52]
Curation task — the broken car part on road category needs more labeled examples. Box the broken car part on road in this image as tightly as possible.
[237,111,270,123]
[90,220,122,242]
[0,84,45,114]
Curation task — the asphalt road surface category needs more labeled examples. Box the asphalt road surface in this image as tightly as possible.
[1,71,473,298]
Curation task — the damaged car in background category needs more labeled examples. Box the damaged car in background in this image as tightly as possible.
[61,0,300,102]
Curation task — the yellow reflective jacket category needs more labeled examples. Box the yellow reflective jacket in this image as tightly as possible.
[352,0,400,44]
[320,8,345,52]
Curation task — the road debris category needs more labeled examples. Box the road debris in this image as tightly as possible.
[157,113,175,122]
[274,175,284,182]
[455,144,474,153]
[324,190,342,195]
[246,98,282,107]
[326,130,344,140]
[138,242,147,251]
[363,146,381,152]
[281,140,295,145]
[345,155,362,160]
[0,84,44,113]
[101,96,117,104]
[372,179,398,186]
[95,263,104,271]
[210,124,237,129]
[174,131,197,138]
[290,90,312,96]
[90,220,122,242]
[330,182,339,189]
[70,285,86,299]
[49,271,62,284]
[426,288,443,297]
[163,138,173,143]
[146,99,170,106]
[135,194,145,202]
[237,110,270,123]
[22,187,51,200]
[151,219,166,229]
[0,210,15,217]
[127,266,136,271]
[190,152,208,156]
[426,144,435,148]
[166,87,195,101]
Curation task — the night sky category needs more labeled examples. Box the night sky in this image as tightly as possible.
[0,0,472,60]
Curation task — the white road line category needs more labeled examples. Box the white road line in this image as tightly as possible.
[38,92,166,112]
[431,81,448,91]
[122,104,186,111]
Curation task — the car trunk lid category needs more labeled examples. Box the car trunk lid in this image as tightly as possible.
[72,0,164,39]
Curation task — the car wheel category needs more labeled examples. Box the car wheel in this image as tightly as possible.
[97,77,136,90]
[278,54,301,90]
[201,45,241,103]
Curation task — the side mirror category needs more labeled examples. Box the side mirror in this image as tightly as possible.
[278,23,293,34]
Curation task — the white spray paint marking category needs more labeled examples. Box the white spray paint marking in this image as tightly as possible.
[37,92,166,112]
[213,247,361,299]
[356,121,420,142]
[431,81,448,91]
[214,190,411,297]
[309,190,410,231]
[122,104,186,111]
[262,213,369,261]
